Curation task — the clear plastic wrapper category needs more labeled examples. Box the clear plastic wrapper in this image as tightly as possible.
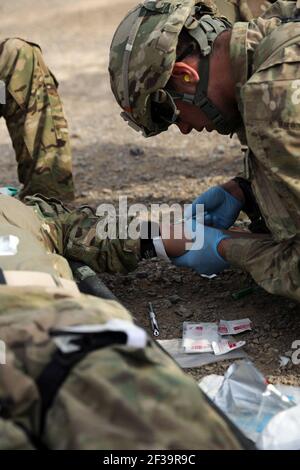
[158,339,248,368]
[199,361,296,445]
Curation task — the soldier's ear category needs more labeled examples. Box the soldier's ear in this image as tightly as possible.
[171,62,199,84]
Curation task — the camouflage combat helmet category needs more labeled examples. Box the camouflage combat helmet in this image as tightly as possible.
[109,0,234,137]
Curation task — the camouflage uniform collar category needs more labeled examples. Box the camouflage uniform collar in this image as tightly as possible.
[229,22,249,101]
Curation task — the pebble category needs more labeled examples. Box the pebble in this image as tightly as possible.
[169,294,182,304]
[175,306,193,319]
[216,145,225,154]
[135,271,148,279]
[129,146,145,157]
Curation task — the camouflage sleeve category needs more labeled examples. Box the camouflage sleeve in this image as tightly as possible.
[226,1,276,21]
[225,236,300,302]
[0,38,74,201]
[24,196,141,274]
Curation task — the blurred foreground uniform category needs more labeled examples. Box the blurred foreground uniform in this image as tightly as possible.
[0,38,74,201]
[0,194,245,449]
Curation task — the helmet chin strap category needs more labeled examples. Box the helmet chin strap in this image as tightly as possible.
[170,13,240,135]
[195,53,236,135]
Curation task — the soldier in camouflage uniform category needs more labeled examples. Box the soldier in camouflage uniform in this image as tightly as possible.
[0,38,74,201]
[109,0,300,303]
[0,193,249,449]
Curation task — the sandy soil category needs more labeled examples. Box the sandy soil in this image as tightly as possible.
[1,0,299,385]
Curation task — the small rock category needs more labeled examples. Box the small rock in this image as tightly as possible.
[191,286,202,294]
[287,362,295,370]
[216,145,225,154]
[136,271,148,279]
[252,338,260,345]
[175,306,193,319]
[140,175,153,182]
[169,294,182,304]
[271,348,279,354]
[164,300,172,308]
[152,271,163,282]
[129,146,145,157]
[122,275,135,285]
[211,145,225,159]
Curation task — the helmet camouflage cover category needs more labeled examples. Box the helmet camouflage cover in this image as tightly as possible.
[109,0,220,137]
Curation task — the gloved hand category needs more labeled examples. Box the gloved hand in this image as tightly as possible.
[170,218,230,276]
[184,186,243,229]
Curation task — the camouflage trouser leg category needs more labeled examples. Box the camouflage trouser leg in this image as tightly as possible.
[0,38,74,201]
[226,236,300,302]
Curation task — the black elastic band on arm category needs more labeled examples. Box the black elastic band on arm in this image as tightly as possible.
[233,177,270,234]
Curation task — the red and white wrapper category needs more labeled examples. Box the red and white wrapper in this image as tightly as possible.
[212,339,246,356]
[218,318,252,336]
[182,322,219,353]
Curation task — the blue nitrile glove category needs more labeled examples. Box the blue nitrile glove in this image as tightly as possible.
[0,186,19,197]
[170,218,230,276]
[184,186,243,229]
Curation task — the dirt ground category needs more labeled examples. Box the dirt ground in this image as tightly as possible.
[1,0,299,386]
